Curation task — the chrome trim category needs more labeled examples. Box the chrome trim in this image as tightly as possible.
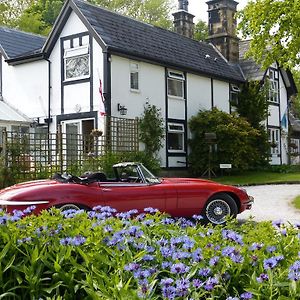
[0,200,49,206]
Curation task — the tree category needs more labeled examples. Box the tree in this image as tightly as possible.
[188,108,269,175]
[232,81,269,129]
[193,20,208,41]
[14,0,174,34]
[290,69,300,118]
[238,0,300,69]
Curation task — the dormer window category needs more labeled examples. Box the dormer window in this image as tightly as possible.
[64,45,90,81]
[167,71,185,98]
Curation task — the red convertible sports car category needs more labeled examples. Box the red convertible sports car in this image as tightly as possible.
[0,162,253,225]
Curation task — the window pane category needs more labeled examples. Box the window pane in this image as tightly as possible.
[168,132,184,151]
[65,54,89,80]
[130,71,139,90]
[168,78,183,97]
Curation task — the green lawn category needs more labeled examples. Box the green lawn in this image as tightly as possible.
[292,195,300,210]
[211,171,300,185]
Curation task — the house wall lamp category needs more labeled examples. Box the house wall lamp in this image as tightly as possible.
[117,103,128,115]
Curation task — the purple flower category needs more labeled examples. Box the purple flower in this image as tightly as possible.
[263,257,279,270]
[256,273,269,283]
[142,219,154,226]
[209,256,220,266]
[170,263,190,274]
[199,267,211,277]
[127,226,143,238]
[60,236,86,246]
[191,248,203,262]
[240,292,253,299]
[23,205,36,214]
[161,246,175,258]
[161,217,175,225]
[162,286,176,299]
[222,229,243,245]
[288,270,300,281]
[272,219,283,228]
[142,254,154,261]
[266,245,276,253]
[136,213,146,221]
[249,242,264,251]
[175,278,190,297]
[192,214,203,221]
[160,278,174,287]
[144,207,159,214]
[0,215,9,225]
[192,279,203,288]
[133,269,151,279]
[161,261,172,269]
[124,263,140,271]
[172,251,191,260]
[204,276,218,291]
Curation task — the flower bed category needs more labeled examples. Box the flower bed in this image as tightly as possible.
[0,206,299,299]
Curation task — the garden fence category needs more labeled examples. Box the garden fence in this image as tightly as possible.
[0,116,139,186]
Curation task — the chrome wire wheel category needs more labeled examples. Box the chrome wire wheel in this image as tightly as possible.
[59,203,80,212]
[205,199,231,225]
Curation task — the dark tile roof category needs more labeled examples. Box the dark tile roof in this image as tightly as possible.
[73,0,245,82]
[239,40,265,81]
[0,27,46,59]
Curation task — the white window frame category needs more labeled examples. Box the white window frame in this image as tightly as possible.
[290,138,300,154]
[64,45,90,81]
[268,69,279,103]
[167,122,185,153]
[130,62,139,92]
[268,128,280,155]
[167,70,185,99]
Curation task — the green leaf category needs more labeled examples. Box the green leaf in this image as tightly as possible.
[3,255,15,273]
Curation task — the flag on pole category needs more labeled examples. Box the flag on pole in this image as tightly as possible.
[99,79,106,116]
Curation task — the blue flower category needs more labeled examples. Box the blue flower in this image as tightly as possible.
[142,219,154,226]
[60,235,86,246]
[249,242,263,251]
[170,263,190,274]
[136,213,146,221]
[124,263,140,271]
[266,245,276,253]
[175,278,190,297]
[144,207,159,214]
[288,261,300,281]
[263,257,279,270]
[192,278,203,288]
[191,248,203,262]
[192,214,203,221]
[142,254,154,261]
[240,292,253,299]
[160,278,174,287]
[272,219,283,228]
[198,267,211,277]
[256,273,269,283]
[0,215,9,225]
[209,256,220,266]
[127,226,143,238]
[23,205,36,214]
[161,217,175,225]
[161,261,172,269]
[204,276,218,291]
[222,229,243,245]
[162,285,176,299]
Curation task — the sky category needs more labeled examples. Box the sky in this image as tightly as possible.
[178,0,249,22]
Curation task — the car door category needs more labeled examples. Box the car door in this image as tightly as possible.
[100,182,166,213]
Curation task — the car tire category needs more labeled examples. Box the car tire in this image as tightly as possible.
[203,193,238,225]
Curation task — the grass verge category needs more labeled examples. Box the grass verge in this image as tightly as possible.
[211,171,300,185]
[292,195,300,210]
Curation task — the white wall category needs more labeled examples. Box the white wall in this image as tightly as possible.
[213,80,230,113]
[186,73,211,119]
[2,59,48,121]
[111,55,167,166]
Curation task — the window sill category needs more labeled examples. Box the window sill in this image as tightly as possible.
[167,95,185,101]
[130,89,140,94]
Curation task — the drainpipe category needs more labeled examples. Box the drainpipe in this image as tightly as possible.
[45,58,51,165]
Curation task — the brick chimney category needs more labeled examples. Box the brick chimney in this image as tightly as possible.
[206,0,239,63]
[173,0,195,39]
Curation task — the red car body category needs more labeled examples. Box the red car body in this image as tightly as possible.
[0,162,253,224]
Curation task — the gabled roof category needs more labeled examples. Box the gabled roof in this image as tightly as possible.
[44,0,245,83]
[239,40,266,81]
[0,100,31,123]
[0,27,46,60]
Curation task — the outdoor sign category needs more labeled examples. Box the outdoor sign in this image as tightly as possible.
[220,164,232,169]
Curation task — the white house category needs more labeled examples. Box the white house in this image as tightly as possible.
[0,0,297,169]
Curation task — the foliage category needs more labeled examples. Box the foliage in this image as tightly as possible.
[1,207,300,299]
[193,20,208,41]
[12,0,174,34]
[139,104,164,157]
[290,70,300,119]
[238,0,300,69]
[82,151,161,177]
[292,195,300,210]
[188,108,269,175]
[232,81,269,129]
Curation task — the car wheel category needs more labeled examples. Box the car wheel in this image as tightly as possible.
[58,203,81,212]
[203,193,238,225]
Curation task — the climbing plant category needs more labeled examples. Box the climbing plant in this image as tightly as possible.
[139,104,164,156]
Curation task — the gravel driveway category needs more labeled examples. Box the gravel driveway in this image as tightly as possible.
[237,184,300,224]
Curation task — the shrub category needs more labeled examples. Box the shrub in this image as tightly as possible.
[188,108,269,175]
[0,207,300,299]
